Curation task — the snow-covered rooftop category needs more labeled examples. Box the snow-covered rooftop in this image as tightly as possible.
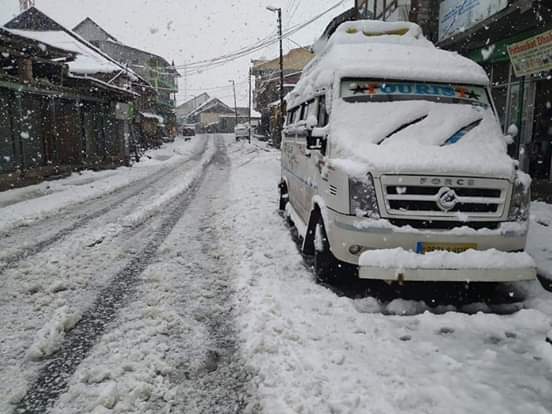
[6,29,122,75]
[140,112,164,123]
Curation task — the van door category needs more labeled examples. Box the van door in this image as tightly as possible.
[301,98,326,221]
[282,106,305,219]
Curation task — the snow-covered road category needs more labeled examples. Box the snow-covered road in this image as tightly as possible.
[1,135,552,413]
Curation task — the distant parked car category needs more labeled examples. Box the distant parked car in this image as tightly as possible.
[182,127,195,141]
[234,124,250,142]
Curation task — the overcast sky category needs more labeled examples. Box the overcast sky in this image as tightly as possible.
[1,0,353,107]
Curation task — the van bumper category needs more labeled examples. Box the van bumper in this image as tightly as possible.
[325,210,535,282]
[359,263,536,282]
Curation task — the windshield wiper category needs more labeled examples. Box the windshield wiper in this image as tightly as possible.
[442,119,482,146]
[377,115,428,145]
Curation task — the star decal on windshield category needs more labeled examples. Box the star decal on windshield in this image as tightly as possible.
[350,83,377,95]
[467,89,481,100]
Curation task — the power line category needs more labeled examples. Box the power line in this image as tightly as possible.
[176,0,348,75]
[184,80,248,92]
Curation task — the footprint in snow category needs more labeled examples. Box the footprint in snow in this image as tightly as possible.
[204,350,220,373]
[437,327,455,336]
[485,335,503,345]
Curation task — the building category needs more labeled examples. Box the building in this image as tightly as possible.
[175,93,211,125]
[184,97,258,133]
[73,17,180,139]
[186,97,234,131]
[252,47,314,142]
[1,8,143,190]
[437,0,552,187]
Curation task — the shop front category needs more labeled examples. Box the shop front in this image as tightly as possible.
[438,0,552,188]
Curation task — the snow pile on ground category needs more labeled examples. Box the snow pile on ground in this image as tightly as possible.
[0,137,204,232]
[26,306,81,361]
[53,300,204,413]
[215,140,552,413]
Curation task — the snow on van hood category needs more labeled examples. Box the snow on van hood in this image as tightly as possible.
[329,100,516,179]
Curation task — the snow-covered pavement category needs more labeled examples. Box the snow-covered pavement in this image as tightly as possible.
[1,135,552,413]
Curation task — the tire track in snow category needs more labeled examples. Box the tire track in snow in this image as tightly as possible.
[0,141,207,273]
[13,139,218,414]
[169,141,257,413]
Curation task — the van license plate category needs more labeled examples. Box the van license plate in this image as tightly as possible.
[416,242,477,254]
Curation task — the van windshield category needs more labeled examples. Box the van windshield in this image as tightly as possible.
[341,79,491,108]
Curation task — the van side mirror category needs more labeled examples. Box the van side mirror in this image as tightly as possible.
[507,124,519,138]
[306,127,326,150]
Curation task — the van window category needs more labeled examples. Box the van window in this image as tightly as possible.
[286,110,293,125]
[299,104,306,121]
[292,107,300,124]
[305,100,316,120]
[318,96,328,126]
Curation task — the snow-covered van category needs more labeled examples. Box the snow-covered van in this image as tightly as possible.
[279,20,536,284]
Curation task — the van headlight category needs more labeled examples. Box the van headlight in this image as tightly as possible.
[508,178,530,222]
[349,174,380,217]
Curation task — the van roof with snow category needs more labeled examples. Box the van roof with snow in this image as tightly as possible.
[287,20,489,109]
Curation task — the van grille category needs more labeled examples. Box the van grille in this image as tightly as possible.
[380,175,510,220]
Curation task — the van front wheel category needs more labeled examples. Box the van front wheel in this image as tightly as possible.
[313,217,341,284]
[278,181,288,211]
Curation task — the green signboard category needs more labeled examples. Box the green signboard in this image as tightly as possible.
[508,29,552,77]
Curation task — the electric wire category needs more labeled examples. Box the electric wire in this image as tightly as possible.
[176,0,347,75]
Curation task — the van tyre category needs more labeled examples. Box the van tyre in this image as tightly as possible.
[313,216,341,284]
[278,182,288,211]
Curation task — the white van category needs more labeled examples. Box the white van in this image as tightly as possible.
[234,124,250,142]
[279,20,536,285]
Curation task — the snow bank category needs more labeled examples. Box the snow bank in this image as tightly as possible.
[27,306,81,361]
[329,100,514,177]
[0,138,205,232]
[359,248,535,269]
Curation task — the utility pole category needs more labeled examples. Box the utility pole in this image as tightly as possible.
[229,79,238,128]
[248,67,252,143]
[19,0,35,11]
[267,6,284,148]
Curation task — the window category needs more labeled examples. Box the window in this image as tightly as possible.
[291,107,300,124]
[318,95,328,127]
[286,110,293,125]
[299,103,307,121]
